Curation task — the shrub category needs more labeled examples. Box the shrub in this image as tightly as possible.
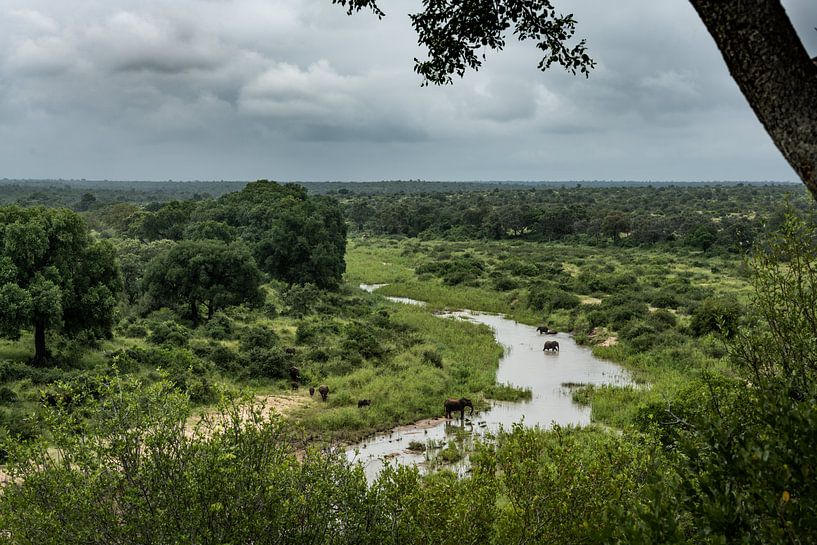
[123,323,148,338]
[421,349,444,368]
[491,275,519,291]
[0,386,18,404]
[147,321,191,347]
[240,326,278,352]
[240,348,290,379]
[202,313,235,340]
[210,345,238,372]
[528,284,580,312]
[690,297,742,337]
[280,283,322,317]
[342,323,386,360]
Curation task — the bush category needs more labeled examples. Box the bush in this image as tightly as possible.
[122,323,148,338]
[651,288,680,309]
[527,284,580,312]
[240,326,278,352]
[690,297,742,337]
[491,275,518,291]
[210,345,239,372]
[281,283,322,317]
[342,323,386,360]
[240,348,290,379]
[147,321,191,347]
[0,386,18,404]
[421,349,443,368]
[202,313,235,340]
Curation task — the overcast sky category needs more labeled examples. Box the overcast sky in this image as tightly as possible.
[1,1,815,182]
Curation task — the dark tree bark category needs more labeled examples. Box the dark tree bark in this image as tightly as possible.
[190,300,200,327]
[688,0,817,199]
[33,320,47,366]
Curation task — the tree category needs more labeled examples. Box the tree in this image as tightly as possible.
[336,0,817,198]
[211,181,347,288]
[0,206,121,365]
[687,1,817,199]
[143,240,264,326]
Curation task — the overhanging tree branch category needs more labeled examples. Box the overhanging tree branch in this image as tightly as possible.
[688,0,817,199]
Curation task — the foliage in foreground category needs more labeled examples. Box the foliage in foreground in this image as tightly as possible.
[0,376,655,545]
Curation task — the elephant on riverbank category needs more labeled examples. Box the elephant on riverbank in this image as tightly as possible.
[444,397,474,420]
[318,385,329,401]
[536,326,549,334]
[543,341,560,352]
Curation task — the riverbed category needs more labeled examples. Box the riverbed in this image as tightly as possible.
[349,284,633,479]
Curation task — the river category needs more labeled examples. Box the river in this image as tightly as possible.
[349,284,633,479]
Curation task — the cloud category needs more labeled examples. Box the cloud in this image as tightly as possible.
[0,0,813,180]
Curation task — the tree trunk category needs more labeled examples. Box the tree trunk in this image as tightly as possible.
[191,300,199,327]
[688,0,817,199]
[33,320,47,366]
[207,301,214,321]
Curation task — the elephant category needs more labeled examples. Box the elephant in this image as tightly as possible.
[309,386,315,397]
[444,397,474,420]
[357,399,371,408]
[543,341,560,352]
[545,329,558,335]
[536,326,549,334]
[318,385,329,401]
[289,366,300,383]
[285,347,297,355]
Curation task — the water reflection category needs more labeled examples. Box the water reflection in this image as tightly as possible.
[351,285,633,480]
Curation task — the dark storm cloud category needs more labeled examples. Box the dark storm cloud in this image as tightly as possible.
[0,0,814,180]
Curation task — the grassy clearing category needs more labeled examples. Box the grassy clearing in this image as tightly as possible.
[295,300,505,442]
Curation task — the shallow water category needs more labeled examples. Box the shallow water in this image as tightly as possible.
[350,285,633,479]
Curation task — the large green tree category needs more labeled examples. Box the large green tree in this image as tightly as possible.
[143,240,264,326]
[335,0,817,199]
[211,180,347,288]
[0,206,121,365]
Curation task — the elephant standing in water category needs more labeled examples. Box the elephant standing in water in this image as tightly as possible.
[543,341,560,352]
[444,397,474,420]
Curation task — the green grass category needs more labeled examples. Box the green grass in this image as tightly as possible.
[346,236,749,430]
[295,300,507,442]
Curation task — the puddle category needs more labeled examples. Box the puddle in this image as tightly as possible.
[351,284,633,480]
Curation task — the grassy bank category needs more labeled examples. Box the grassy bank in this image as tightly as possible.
[347,236,751,428]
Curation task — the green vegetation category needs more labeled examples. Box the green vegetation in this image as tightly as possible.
[1,181,816,543]
[0,206,121,365]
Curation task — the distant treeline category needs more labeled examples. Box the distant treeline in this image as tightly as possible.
[0,179,798,206]
[339,184,811,251]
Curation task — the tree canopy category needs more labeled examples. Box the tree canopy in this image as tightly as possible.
[143,240,264,326]
[208,180,347,288]
[0,206,121,365]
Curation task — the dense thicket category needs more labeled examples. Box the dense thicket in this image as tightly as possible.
[341,183,806,250]
[127,181,347,289]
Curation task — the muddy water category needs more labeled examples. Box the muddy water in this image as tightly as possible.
[350,285,633,480]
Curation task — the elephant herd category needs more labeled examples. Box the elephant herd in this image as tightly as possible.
[289,321,561,422]
[291,366,348,404]
[538,325,560,352]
